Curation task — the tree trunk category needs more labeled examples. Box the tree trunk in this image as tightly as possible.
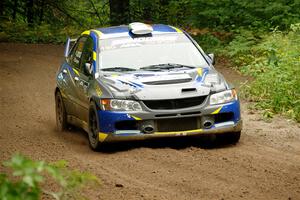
[109,0,129,26]
[12,0,18,20]
[27,0,34,26]
[0,0,4,18]
[39,0,44,24]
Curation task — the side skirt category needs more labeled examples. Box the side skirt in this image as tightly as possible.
[67,115,89,133]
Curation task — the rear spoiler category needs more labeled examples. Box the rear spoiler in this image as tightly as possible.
[64,37,77,58]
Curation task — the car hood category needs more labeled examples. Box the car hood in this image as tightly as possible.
[97,68,227,100]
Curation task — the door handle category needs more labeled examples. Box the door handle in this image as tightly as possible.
[74,76,79,81]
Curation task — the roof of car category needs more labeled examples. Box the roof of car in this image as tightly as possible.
[90,24,183,39]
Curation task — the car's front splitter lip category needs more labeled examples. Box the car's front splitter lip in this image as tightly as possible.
[98,120,242,143]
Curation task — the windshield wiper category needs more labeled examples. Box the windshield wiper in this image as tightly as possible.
[140,63,195,71]
[101,67,136,72]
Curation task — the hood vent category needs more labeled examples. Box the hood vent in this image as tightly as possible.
[140,74,192,85]
[142,78,192,85]
[182,88,196,92]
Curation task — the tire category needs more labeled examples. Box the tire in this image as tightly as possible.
[55,91,68,131]
[88,102,102,151]
[217,131,241,145]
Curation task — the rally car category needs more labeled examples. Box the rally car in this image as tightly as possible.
[55,22,242,150]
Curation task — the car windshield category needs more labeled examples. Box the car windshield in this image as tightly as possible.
[98,33,208,71]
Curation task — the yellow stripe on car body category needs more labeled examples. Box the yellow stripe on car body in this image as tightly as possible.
[169,26,183,33]
[93,51,97,61]
[211,106,222,114]
[73,68,80,75]
[92,30,103,38]
[131,115,142,120]
[81,30,91,35]
[155,129,203,135]
[99,132,108,142]
[197,68,203,76]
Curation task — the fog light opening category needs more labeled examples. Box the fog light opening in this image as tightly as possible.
[139,120,155,134]
[143,126,154,134]
[201,116,215,129]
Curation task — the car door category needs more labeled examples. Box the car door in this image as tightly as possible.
[74,36,95,123]
[63,36,87,117]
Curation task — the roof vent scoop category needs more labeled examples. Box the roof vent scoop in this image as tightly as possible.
[129,22,153,35]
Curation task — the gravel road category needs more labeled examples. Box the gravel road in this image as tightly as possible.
[0,43,299,200]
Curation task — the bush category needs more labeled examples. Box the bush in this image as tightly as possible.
[193,33,223,53]
[227,24,300,121]
[0,154,100,200]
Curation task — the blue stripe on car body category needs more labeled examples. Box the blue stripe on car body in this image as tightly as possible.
[97,24,178,35]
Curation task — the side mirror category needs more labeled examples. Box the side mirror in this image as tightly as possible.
[208,53,215,65]
[64,37,77,58]
[85,63,93,75]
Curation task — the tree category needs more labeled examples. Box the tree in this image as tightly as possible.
[109,0,129,25]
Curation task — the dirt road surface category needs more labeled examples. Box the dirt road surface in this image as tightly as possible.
[1,43,300,200]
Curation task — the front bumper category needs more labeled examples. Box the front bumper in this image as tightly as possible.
[97,100,242,143]
[98,120,242,143]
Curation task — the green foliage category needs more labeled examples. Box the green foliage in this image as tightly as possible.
[129,0,300,30]
[193,33,223,53]
[1,0,300,43]
[224,29,262,67]
[0,154,100,200]
[0,0,110,43]
[227,24,300,122]
[165,0,191,26]
[190,0,300,30]
[0,21,81,44]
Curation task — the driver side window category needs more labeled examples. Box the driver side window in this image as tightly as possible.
[80,36,94,76]
[68,37,87,69]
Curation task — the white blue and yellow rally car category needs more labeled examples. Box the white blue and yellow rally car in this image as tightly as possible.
[55,22,242,150]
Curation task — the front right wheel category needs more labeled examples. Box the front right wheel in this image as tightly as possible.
[88,103,102,151]
[217,131,241,144]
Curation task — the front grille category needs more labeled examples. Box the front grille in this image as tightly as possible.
[143,96,207,110]
[156,117,199,132]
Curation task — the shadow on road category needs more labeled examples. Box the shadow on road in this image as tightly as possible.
[99,135,239,153]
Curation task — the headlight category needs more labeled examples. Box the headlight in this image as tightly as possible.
[210,89,237,105]
[100,99,142,111]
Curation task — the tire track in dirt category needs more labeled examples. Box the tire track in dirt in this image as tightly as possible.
[0,43,299,200]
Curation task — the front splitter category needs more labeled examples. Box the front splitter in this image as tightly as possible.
[98,120,242,143]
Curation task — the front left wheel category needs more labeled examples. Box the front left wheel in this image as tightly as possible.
[55,91,68,131]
